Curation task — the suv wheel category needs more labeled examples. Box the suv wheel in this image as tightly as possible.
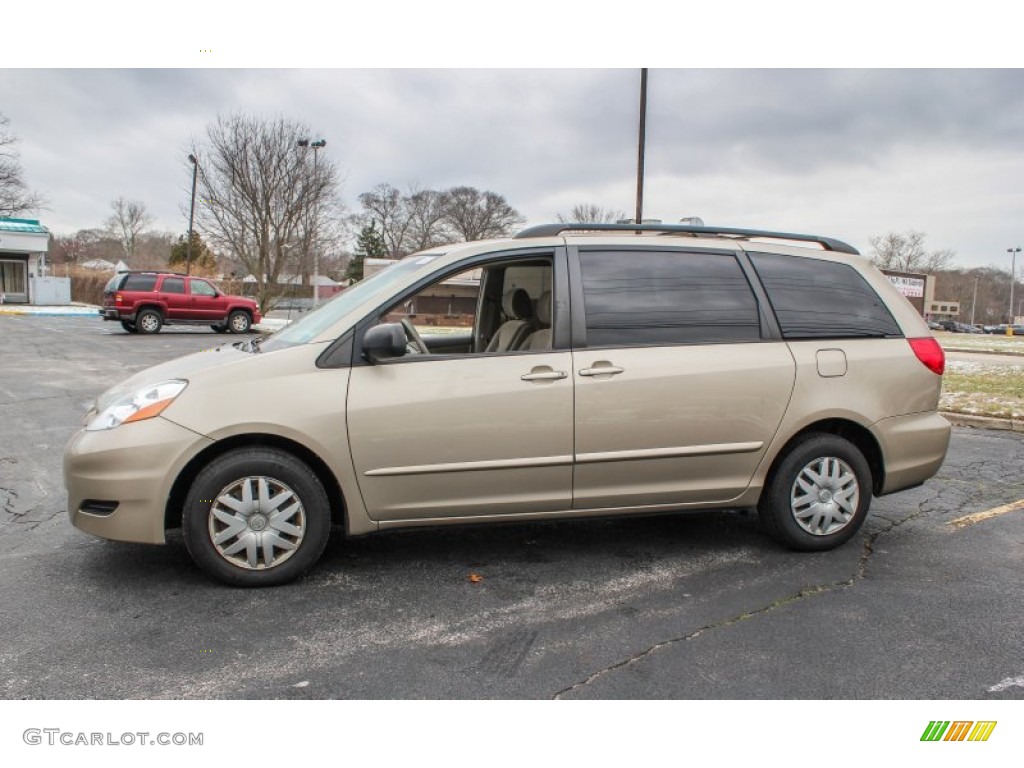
[182,447,331,587]
[120,320,137,333]
[228,310,251,334]
[759,433,871,551]
[136,309,163,334]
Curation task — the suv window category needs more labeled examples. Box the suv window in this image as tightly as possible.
[190,279,217,297]
[749,252,902,339]
[121,274,157,292]
[579,250,761,347]
[161,277,185,294]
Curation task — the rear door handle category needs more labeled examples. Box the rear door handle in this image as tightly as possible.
[521,370,567,381]
[578,365,624,377]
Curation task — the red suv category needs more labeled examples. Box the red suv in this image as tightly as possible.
[100,271,261,334]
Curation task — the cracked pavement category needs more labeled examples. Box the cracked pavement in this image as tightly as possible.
[1,316,1022,699]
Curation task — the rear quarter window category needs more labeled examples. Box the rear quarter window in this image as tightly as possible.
[121,274,158,291]
[749,252,902,339]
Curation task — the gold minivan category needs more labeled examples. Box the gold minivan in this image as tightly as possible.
[64,224,951,586]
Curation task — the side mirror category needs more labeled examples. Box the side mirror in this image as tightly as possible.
[362,323,407,363]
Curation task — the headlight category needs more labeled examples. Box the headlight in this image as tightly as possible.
[86,380,188,431]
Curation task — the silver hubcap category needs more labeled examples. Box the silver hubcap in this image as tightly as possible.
[140,315,158,331]
[790,456,859,536]
[207,476,305,570]
[231,314,247,331]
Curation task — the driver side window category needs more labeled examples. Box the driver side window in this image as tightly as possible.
[377,257,553,357]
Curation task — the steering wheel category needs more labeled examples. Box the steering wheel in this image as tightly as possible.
[400,318,430,355]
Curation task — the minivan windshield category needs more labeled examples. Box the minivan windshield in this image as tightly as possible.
[260,253,444,351]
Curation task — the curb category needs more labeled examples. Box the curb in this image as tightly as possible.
[943,346,1024,358]
[0,307,99,317]
[941,411,1024,433]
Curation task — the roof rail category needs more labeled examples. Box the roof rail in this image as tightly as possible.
[514,223,860,255]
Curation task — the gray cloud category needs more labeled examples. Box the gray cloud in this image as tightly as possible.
[1,68,1022,267]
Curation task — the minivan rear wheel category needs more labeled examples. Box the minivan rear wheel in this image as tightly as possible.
[759,433,871,551]
[182,447,331,587]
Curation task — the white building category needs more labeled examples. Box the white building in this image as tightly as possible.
[0,218,53,304]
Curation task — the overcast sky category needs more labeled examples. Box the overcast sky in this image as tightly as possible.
[1,68,1022,269]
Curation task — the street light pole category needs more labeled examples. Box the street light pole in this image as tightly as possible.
[298,138,326,306]
[186,154,198,276]
[1009,246,1021,323]
[970,276,979,327]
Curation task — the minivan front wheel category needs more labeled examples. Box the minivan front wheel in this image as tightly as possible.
[182,447,331,586]
[759,434,871,551]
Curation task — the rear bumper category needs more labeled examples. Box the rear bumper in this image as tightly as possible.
[873,411,951,495]
[99,308,123,321]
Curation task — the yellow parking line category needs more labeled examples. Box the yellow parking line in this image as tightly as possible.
[949,498,1024,530]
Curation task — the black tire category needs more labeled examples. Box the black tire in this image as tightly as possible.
[136,308,163,334]
[182,447,331,587]
[210,324,229,333]
[758,433,872,552]
[227,310,251,334]
[120,320,137,333]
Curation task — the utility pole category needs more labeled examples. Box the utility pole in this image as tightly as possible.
[635,68,648,226]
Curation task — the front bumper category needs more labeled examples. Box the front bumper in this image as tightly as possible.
[64,416,212,544]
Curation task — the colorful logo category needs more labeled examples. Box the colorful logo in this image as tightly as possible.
[921,721,997,742]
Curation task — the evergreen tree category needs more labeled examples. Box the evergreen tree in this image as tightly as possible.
[169,231,217,274]
[349,222,387,282]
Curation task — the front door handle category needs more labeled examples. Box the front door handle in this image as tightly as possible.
[578,365,624,377]
[521,369,567,382]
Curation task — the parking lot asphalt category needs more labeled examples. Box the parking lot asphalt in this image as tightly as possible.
[1,315,1022,699]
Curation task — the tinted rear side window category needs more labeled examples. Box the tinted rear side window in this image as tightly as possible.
[161,277,185,294]
[121,274,157,291]
[579,250,761,347]
[749,252,902,339]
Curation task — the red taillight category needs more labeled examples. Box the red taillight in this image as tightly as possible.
[115,293,123,304]
[908,337,945,375]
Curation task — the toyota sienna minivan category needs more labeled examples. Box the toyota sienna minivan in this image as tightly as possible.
[65,223,951,586]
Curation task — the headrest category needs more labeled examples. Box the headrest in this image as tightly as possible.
[502,288,533,320]
[535,291,552,325]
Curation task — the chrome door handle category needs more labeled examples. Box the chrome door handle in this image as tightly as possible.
[578,366,624,377]
[521,370,567,381]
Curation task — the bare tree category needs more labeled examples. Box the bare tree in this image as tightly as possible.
[405,185,453,252]
[105,197,154,262]
[441,186,524,241]
[0,113,44,217]
[869,231,954,273]
[357,183,415,258]
[191,114,341,313]
[555,203,628,224]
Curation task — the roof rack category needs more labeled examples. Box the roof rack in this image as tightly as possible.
[117,269,190,276]
[514,223,860,256]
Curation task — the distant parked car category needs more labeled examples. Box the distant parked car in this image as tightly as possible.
[927,320,943,331]
[100,271,261,334]
[984,324,1024,336]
